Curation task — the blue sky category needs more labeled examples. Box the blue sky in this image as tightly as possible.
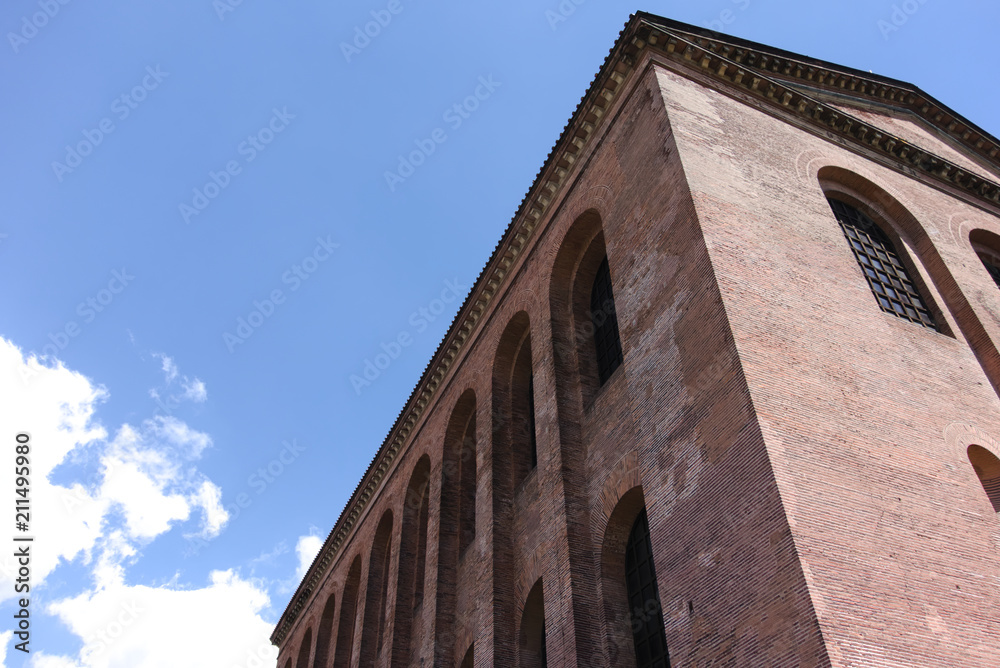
[0,0,997,665]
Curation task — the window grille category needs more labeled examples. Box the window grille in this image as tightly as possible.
[828,198,937,330]
[625,509,670,668]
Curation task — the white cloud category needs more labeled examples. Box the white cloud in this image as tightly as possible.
[27,654,79,668]
[0,341,110,599]
[100,455,191,541]
[148,353,207,413]
[37,569,277,668]
[181,378,207,403]
[0,338,283,668]
[189,480,228,539]
[0,630,11,667]
[149,416,212,459]
[152,353,178,383]
[97,417,223,542]
[295,534,323,582]
[249,542,289,570]
[0,340,227,595]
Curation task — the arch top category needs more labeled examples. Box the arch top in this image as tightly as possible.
[968,444,1000,513]
[817,165,928,247]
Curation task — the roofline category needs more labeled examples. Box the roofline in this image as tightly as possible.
[634,12,1000,175]
[272,11,1000,646]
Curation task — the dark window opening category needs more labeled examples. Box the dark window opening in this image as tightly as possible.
[528,374,537,470]
[591,256,624,384]
[969,445,1000,513]
[460,644,474,668]
[294,628,311,668]
[376,543,391,653]
[540,618,547,668]
[459,415,477,554]
[414,487,429,607]
[827,198,937,330]
[509,331,535,491]
[625,509,670,668]
[978,252,1000,289]
[519,579,547,668]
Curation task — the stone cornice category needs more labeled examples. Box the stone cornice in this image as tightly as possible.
[634,16,1000,209]
[637,13,1000,173]
[273,13,1000,647]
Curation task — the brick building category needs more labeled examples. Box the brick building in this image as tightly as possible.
[272,13,1000,667]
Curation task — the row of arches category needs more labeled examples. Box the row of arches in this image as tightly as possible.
[282,166,1000,665]
[282,210,635,667]
[286,477,679,667]
[516,487,671,668]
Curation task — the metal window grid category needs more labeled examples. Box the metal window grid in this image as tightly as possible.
[625,509,671,668]
[828,198,937,330]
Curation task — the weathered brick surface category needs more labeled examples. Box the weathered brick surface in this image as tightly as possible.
[276,18,1000,668]
[655,55,1000,666]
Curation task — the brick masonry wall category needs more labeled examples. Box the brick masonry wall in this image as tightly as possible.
[655,57,1000,667]
[277,49,1000,668]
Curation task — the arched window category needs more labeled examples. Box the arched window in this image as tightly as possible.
[968,445,1000,512]
[333,557,361,668]
[527,373,537,470]
[975,247,1000,288]
[511,332,537,487]
[437,391,477,662]
[360,512,394,665]
[312,593,336,668]
[459,413,477,553]
[519,579,547,668]
[625,509,670,668]
[591,256,624,384]
[492,313,537,494]
[460,643,475,668]
[393,457,431,664]
[294,628,312,668]
[827,198,937,330]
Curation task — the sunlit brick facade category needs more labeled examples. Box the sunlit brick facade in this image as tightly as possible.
[274,13,1000,667]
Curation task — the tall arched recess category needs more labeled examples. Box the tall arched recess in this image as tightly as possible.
[601,486,671,668]
[294,627,313,668]
[359,511,394,667]
[968,445,1000,512]
[550,209,623,414]
[434,390,478,666]
[545,210,612,660]
[518,578,547,668]
[312,592,336,668]
[493,312,536,497]
[333,556,362,668]
[392,455,431,666]
[489,312,534,664]
[970,228,1000,289]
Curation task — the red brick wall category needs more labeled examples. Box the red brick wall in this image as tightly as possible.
[655,56,1000,666]
[277,48,1000,668]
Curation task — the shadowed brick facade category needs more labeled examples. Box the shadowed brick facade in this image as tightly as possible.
[273,13,1000,667]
